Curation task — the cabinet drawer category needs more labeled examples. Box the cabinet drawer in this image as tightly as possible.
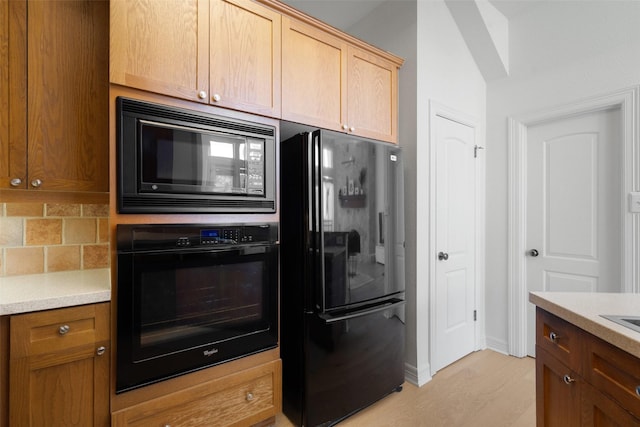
[10,303,110,358]
[536,308,581,371]
[112,359,282,427]
[583,333,640,418]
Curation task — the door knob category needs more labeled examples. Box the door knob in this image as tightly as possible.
[438,252,449,261]
[529,249,539,257]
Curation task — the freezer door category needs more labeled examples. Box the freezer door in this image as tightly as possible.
[314,129,405,312]
[303,303,405,427]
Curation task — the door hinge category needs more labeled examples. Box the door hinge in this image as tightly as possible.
[474,145,484,158]
[473,310,477,321]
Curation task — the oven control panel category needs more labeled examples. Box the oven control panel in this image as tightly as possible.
[118,223,278,252]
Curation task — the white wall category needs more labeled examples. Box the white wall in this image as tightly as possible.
[350,0,486,385]
[485,1,640,352]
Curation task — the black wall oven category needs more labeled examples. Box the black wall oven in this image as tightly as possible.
[115,223,278,393]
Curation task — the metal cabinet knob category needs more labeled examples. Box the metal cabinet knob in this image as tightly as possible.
[549,332,559,343]
[59,325,70,335]
[197,91,207,100]
[563,374,575,385]
[342,124,348,130]
[246,392,255,402]
[96,346,106,356]
[349,127,355,132]
[10,178,22,187]
[438,252,449,261]
[30,178,42,188]
[212,93,221,102]
[636,386,640,397]
[529,249,539,257]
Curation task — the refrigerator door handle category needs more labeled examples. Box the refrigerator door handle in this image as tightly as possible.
[318,298,405,324]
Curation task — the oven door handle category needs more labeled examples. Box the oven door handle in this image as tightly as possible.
[120,243,276,256]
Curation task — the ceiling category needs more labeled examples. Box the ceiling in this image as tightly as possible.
[281,0,546,32]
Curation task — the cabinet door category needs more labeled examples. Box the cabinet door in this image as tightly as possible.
[0,0,27,190]
[282,16,347,132]
[347,46,398,143]
[536,346,581,427]
[582,382,640,426]
[110,0,209,103]
[10,343,110,427]
[210,0,281,117]
[27,0,109,192]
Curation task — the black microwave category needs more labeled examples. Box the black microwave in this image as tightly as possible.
[116,97,276,213]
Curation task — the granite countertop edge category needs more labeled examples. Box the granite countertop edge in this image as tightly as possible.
[0,268,111,316]
[530,291,640,359]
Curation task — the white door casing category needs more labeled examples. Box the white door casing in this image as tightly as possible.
[525,108,623,356]
[430,102,485,374]
[508,86,640,358]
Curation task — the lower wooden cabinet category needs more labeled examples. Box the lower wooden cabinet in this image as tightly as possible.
[536,308,640,426]
[8,303,110,427]
[111,359,281,427]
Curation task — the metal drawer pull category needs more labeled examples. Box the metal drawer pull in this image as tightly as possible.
[246,392,255,402]
[563,374,575,385]
[636,386,640,397]
[549,332,559,343]
[59,325,70,335]
[96,346,106,356]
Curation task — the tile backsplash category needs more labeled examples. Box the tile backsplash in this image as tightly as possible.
[0,202,109,276]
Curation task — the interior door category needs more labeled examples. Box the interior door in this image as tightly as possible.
[433,115,477,373]
[525,108,622,356]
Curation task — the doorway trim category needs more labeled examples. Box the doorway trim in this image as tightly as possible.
[429,100,485,374]
[507,86,640,357]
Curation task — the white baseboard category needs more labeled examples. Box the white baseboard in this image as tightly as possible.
[485,336,509,356]
[404,362,432,387]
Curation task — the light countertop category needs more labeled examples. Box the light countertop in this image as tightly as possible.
[529,292,640,359]
[0,269,111,315]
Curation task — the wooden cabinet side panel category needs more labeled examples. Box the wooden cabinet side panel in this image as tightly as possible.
[110,0,209,103]
[27,0,109,192]
[1,0,27,189]
[347,46,397,143]
[281,16,346,131]
[210,0,281,117]
[0,317,8,427]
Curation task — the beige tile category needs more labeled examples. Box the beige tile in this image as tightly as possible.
[5,247,44,275]
[0,203,5,216]
[6,203,44,217]
[83,244,109,269]
[97,218,109,243]
[82,204,109,217]
[46,203,81,217]
[47,245,81,272]
[25,219,62,245]
[65,218,97,244]
[0,217,23,246]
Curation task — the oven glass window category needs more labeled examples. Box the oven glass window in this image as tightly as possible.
[132,255,271,362]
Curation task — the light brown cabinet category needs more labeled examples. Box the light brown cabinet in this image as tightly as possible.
[0,0,109,192]
[111,359,281,427]
[9,303,110,427]
[281,15,400,143]
[110,0,281,117]
[536,308,640,426]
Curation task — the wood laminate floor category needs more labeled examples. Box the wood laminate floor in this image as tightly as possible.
[276,349,536,427]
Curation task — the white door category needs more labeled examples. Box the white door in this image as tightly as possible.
[526,108,622,356]
[433,115,477,372]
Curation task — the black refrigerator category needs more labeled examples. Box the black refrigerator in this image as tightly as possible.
[279,126,405,427]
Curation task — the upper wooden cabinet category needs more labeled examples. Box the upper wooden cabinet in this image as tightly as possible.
[110,0,282,117]
[0,0,109,192]
[281,14,401,143]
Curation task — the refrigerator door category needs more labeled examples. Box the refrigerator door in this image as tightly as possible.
[311,130,405,312]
